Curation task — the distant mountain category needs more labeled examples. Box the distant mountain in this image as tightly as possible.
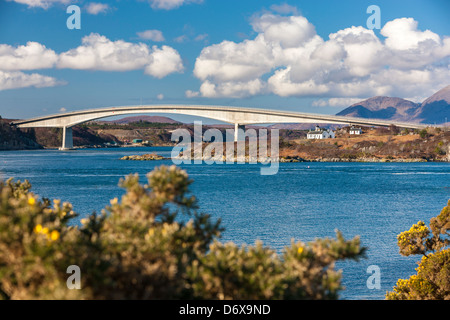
[411,85,450,124]
[98,115,180,124]
[336,85,450,124]
[336,97,420,122]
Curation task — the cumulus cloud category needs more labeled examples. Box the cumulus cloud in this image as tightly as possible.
[0,33,183,91]
[0,42,62,90]
[381,18,440,51]
[58,33,152,71]
[137,30,165,42]
[0,42,58,70]
[0,70,64,91]
[57,33,183,77]
[144,45,184,78]
[192,12,450,100]
[146,0,203,10]
[85,2,110,15]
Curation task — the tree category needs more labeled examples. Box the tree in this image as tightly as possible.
[0,166,366,300]
[386,200,450,300]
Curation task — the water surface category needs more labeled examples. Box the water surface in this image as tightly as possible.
[1,147,449,299]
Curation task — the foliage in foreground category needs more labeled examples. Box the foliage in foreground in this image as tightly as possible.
[0,165,365,300]
[386,200,450,300]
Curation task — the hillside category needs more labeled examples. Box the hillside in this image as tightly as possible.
[336,85,450,124]
[280,127,450,162]
[0,118,42,150]
[411,85,450,124]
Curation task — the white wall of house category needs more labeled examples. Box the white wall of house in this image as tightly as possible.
[307,129,335,139]
[349,127,362,135]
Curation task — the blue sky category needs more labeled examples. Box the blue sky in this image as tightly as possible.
[0,0,449,122]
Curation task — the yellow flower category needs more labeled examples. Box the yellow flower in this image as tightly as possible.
[110,197,118,205]
[81,218,88,224]
[50,230,60,241]
[297,247,304,255]
[28,197,36,206]
[34,224,43,234]
[148,228,155,236]
[42,227,49,234]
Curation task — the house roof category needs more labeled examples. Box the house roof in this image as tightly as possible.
[307,129,333,134]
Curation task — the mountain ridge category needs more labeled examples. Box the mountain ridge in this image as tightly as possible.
[336,85,450,124]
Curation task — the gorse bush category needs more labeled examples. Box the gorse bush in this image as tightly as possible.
[386,200,450,300]
[0,165,366,300]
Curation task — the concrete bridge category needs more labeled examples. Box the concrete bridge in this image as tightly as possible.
[12,105,431,150]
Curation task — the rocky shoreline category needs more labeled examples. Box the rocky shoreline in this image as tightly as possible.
[119,152,448,163]
[120,153,169,161]
[172,154,442,163]
[279,156,432,163]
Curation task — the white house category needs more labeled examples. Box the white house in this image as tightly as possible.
[307,126,335,139]
[349,126,363,135]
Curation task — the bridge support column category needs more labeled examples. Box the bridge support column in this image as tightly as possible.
[59,126,74,150]
[234,123,245,142]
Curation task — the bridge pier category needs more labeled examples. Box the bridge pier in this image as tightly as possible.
[59,126,74,150]
[234,123,245,142]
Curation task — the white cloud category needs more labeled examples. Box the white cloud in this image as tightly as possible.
[144,45,184,78]
[8,0,70,9]
[0,42,58,70]
[312,98,363,107]
[174,35,188,43]
[0,33,183,91]
[85,2,110,15]
[192,13,450,101]
[57,33,183,77]
[194,34,208,42]
[58,33,152,71]
[269,3,298,15]
[0,70,64,91]
[381,18,440,51]
[185,90,199,98]
[252,14,317,48]
[11,0,201,10]
[199,79,265,98]
[137,30,165,42]
[146,0,203,10]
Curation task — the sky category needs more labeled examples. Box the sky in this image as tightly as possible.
[0,0,449,122]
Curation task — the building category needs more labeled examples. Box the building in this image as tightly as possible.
[132,139,143,143]
[307,126,335,139]
[349,126,363,135]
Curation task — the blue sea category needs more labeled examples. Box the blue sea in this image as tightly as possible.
[1,147,449,300]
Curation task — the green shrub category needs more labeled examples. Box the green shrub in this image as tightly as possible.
[386,200,450,300]
[0,166,366,300]
[419,129,428,139]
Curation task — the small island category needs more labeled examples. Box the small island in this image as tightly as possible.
[120,153,169,161]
